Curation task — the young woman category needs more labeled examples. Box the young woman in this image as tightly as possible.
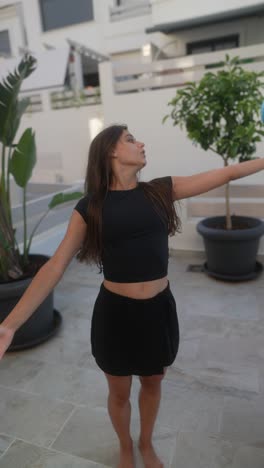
[0,124,264,468]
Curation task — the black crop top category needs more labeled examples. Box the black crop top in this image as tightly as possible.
[73,176,172,283]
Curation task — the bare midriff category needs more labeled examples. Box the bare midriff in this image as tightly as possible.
[103,276,168,299]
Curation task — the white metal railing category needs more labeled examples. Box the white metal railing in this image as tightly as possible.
[113,43,264,94]
[110,1,151,21]
[24,94,43,113]
[50,87,101,109]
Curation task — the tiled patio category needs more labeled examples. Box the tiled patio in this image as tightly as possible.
[1,250,264,467]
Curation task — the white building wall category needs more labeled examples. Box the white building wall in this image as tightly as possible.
[29,0,108,54]
[151,0,264,24]
[18,100,103,184]
[0,0,152,57]
[246,16,264,45]
[1,0,264,63]
[104,14,152,55]
[0,4,25,56]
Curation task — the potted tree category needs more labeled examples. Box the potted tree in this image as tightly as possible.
[164,55,264,281]
[0,54,83,349]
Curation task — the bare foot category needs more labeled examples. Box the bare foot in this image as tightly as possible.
[138,441,163,468]
[117,442,135,468]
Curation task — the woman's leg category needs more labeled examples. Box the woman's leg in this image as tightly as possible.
[104,372,134,468]
[138,368,167,468]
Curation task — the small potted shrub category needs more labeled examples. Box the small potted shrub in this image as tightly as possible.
[164,55,264,281]
[0,54,83,349]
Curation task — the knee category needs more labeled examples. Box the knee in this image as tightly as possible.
[105,374,132,406]
[108,390,130,406]
[139,374,164,394]
[107,382,131,406]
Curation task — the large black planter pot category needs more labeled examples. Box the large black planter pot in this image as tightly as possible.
[0,254,62,351]
[197,216,264,281]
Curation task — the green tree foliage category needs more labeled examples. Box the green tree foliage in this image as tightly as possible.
[164,55,264,228]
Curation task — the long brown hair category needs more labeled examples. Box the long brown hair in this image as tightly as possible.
[76,124,181,270]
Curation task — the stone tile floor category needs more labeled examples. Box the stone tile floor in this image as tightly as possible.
[0,251,264,467]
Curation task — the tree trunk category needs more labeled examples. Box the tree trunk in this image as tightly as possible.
[224,159,232,230]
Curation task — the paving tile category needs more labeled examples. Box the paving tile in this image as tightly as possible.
[0,439,110,468]
[179,314,226,340]
[25,363,108,406]
[197,335,264,367]
[0,355,45,391]
[55,314,92,343]
[51,406,123,466]
[0,434,14,457]
[231,445,264,468]
[170,430,264,468]
[155,378,225,434]
[170,431,264,468]
[51,405,172,466]
[175,359,259,395]
[0,387,74,447]
[19,334,92,368]
[258,366,264,394]
[171,431,224,468]
[220,395,264,446]
[56,301,94,321]
[177,287,260,321]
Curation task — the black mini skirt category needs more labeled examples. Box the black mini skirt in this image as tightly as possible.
[90,281,180,376]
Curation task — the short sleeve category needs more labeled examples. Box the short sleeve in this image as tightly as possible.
[149,176,172,187]
[73,194,90,223]
[149,176,172,194]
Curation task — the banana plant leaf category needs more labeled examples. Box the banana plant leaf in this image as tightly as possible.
[48,191,84,209]
[0,54,37,146]
[9,128,36,187]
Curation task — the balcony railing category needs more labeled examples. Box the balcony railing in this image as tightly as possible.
[25,94,43,113]
[113,43,264,94]
[110,1,151,21]
[50,87,101,109]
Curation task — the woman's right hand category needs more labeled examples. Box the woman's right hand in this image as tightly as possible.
[0,326,15,360]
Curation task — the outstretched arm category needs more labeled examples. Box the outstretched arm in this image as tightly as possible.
[172,158,264,201]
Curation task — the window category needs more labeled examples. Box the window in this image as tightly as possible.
[187,35,239,55]
[0,30,11,57]
[39,0,94,31]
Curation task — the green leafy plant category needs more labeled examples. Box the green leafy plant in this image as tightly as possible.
[163,54,264,229]
[0,54,83,282]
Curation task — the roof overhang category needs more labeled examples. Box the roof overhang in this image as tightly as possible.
[67,39,109,62]
[146,2,264,34]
